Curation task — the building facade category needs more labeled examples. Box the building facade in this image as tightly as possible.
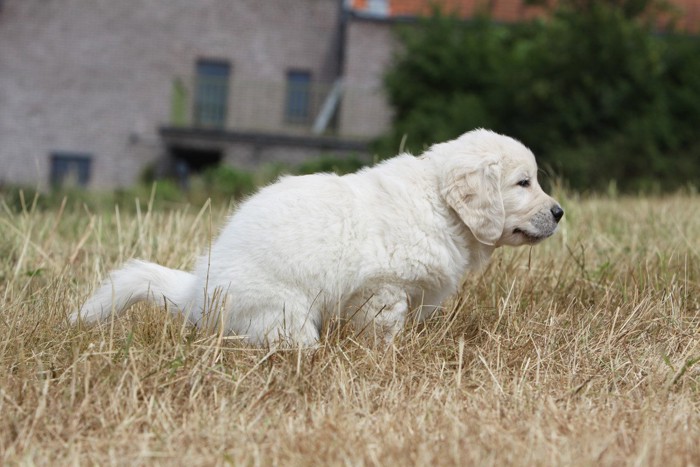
[0,0,394,189]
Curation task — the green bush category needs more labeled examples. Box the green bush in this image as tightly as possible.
[200,165,256,200]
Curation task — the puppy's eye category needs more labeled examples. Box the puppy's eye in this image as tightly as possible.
[517,179,530,188]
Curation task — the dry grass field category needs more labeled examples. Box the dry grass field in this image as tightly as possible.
[1,189,699,466]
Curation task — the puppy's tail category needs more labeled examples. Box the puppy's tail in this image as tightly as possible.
[71,259,197,324]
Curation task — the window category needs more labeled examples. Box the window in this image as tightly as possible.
[50,152,92,188]
[285,70,312,123]
[366,0,388,16]
[194,59,231,128]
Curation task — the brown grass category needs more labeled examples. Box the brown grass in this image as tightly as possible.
[1,191,699,465]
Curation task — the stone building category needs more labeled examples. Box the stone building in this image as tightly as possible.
[1,0,698,189]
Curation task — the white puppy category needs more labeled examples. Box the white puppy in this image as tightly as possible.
[73,129,563,345]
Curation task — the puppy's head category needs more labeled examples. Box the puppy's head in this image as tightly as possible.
[430,129,563,247]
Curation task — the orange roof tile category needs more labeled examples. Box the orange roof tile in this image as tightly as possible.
[666,0,700,31]
[348,0,700,31]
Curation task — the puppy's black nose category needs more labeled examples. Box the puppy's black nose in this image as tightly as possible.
[551,205,564,223]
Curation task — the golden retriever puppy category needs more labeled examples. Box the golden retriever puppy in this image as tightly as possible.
[73,129,563,345]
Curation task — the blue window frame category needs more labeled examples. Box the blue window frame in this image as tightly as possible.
[285,70,312,123]
[194,59,230,128]
[50,152,92,188]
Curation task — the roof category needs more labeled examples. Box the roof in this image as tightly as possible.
[665,0,700,31]
[346,0,700,31]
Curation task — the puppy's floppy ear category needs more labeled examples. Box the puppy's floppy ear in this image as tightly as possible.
[441,162,505,245]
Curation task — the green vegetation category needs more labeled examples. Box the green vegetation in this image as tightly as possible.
[379,0,700,191]
[1,191,699,463]
[0,154,367,213]
[200,164,257,200]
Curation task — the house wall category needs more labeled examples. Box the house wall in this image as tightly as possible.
[340,18,395,139]
[0,0,344,189]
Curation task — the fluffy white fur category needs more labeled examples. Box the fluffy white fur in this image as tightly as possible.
[73,129,563,345]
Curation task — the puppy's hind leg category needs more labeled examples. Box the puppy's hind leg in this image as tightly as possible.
[239,298,323,348]
[350,285,409,344]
